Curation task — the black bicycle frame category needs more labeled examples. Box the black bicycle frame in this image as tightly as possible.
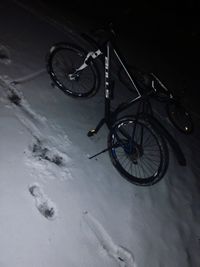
[86,39,186,165]
[89,40,147,134]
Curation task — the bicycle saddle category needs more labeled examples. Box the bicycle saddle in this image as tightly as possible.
[90,22,117,45]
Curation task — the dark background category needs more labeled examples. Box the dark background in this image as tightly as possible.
[41,0,200,69]
[41,0,200,113]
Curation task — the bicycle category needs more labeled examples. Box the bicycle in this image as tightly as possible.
[46,24,192,186]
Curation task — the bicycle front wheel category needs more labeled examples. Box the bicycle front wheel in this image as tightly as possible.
[47,43,99,97]
[108,117,169,186]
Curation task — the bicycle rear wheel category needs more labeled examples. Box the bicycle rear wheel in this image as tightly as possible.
[108,117,169,186]
[47,43,99,97]
[166,102,193,134]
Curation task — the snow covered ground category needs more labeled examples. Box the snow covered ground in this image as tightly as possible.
[0,1,200,267]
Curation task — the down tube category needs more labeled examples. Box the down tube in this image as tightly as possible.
[104,42,112,126]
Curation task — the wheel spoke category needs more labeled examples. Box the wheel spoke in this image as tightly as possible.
[109,118,167,185]
[49,45,97,97]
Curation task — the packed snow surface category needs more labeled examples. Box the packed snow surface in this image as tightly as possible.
[0,1,199,267]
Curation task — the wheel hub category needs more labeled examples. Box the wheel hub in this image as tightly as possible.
[124,143,143,164]
[68,71,79,81]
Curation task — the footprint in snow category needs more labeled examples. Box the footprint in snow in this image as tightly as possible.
[0,45,11,64]
[7,90,21,106]
[32,139,64,167]
[83,211,137,267]
[29,183,57,220]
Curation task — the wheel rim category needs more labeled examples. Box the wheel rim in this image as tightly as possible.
[50,48,96,96]
[111,120,163,181]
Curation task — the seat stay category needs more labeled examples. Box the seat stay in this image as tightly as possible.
[113,47,142,98]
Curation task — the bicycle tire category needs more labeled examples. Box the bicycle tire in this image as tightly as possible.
[166,101,193,134]
[47,43,100,97]
[108,116,169,186]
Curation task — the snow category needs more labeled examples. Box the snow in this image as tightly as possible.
[0,1,200,267]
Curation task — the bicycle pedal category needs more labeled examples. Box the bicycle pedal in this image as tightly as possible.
[87,129,96,137]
